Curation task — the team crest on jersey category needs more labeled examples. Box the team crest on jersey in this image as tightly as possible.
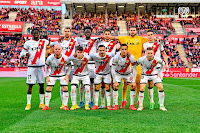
[152,45,156,48]
[60,61,64,65]
[126,60,129,63]
[135,39,139,42]
[70,42,74,45]
[152,63,156,66]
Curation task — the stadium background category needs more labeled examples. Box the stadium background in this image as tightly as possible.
[0,0,199,132]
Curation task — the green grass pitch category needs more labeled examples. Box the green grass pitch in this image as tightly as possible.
[0,77,199,132]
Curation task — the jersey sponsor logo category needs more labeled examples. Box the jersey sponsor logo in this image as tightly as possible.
[127,41,139,45]
[96,55,111,73]
[84,39,95,54]
[118,57,130,73]
[152,42,160,55]
[74,58,88,74]
[32,40,45,65]
[146,59,158,74]
[64,38,76,57]
[52,57,65,75]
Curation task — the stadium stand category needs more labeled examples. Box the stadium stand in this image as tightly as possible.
[15,8,61,35]
[0,7,10,21]
[164,39,186,68]
[125,14,175,35]
[183,38,200,68]
[72,13,119,35]
[181,17,200,35]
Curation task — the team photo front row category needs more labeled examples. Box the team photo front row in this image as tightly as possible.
[22,43,167,111]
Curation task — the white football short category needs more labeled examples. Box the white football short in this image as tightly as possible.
[113,72,135,83]
[26,66,45,84]
[140,75,162,84]
[47,76,68,86]
[71,75,90,86]
[94,73,111,84]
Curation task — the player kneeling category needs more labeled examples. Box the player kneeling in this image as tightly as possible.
[136,47,167,111]
[70,46,91,110]
[112,44,137,110]
[42,45,70,110]
[89,45,114,110]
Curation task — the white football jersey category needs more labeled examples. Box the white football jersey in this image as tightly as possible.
[76,37,97,54]
[20,39,50,66]
[143,41,164,58]
[97,40,116,54]
[45,54,70,76]
[69,55,91,76]
[136,56,165,75]
[112,53,135,75]
[90,53,115,74]
[58,38,77,57]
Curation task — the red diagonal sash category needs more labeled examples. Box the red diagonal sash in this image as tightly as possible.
[107,41,115,52]
[118,57,130,73]
[146,59,158,74]
[96,55,111,73]
[32,40,45,65]
[152,42,160,55]
[65,38,76,57]
[74,58,88,74]
[52,57,65,75]
[84,39,95,54]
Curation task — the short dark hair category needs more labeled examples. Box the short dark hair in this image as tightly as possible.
[64,27,71,31]
[129,26,137,30]
[84,27,92,32]
[104,29,111,33]
[146,47,153,51]
[147,30,154,34]
[98,45,105,49]
[31,28,40,35]
[120,44,128,48]
[76,46,84,51]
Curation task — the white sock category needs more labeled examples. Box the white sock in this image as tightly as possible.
[148,88,154,103]
[106,90,111,106]
[75,89,77,104]
[45,91,51,107]
[130,90,136,105]
[63,91,69,106]
[85,85,90,105]
[39,94,44,104]
[71,86,76,105]
[90,83,94,102]
[101,87,105,106]
[113,90,118,105]
[27,94,31,104]
[158,91,165,107]
[139,91,144,107]
[60,86,63,103]
[80,85,84,102]
[94,91,99,106]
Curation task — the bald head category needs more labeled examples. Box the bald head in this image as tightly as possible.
[54,44,62,56]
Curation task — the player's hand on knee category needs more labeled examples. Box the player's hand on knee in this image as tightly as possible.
[64,75,69,83]
[157,74,161,79]
[46,76,51,83]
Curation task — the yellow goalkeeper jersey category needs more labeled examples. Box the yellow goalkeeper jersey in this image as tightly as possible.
[118,36,148,61]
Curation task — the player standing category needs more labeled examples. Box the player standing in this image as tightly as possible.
[136,47,167,111]
[111,26,148,108]
[42,45,70,110]
[89,45,114,110]
[143,30,169,109]
[57,27,79,109]
[69,46,91,110]
[76,27,97,108]
[20,28,54,110]
[96,29,119,108]
[111,44,137,110]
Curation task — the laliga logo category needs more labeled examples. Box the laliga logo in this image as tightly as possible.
[178,7,190,15]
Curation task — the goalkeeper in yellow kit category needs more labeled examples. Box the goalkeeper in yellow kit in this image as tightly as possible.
[111,26,148,108]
